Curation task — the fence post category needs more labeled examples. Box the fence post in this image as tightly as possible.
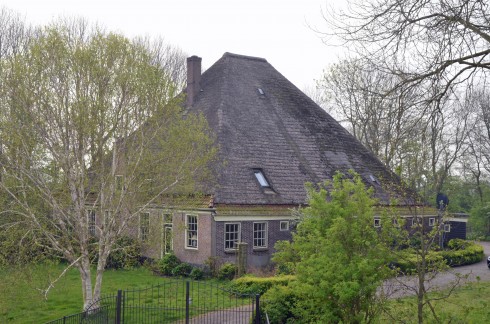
[255,294,261,324]
[185,281,190,324]
[116,290,122,324]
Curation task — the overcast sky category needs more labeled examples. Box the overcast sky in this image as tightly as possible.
[1,0,345,90]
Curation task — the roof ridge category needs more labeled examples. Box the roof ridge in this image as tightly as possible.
[222,52,267,62]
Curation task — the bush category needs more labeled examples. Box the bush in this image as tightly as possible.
[189,267,204,280]
[172,263,193,277]
[158,254,181,276]
[218,262,237,280]
[105,236,142,269]
[228,275,296,295]
[441,240,483,266]
[261,285,299,324]
[392,240,484,273]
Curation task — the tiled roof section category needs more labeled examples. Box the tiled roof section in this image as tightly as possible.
[188,52,416,205]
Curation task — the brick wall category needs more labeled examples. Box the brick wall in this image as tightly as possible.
[215,219,293,268]
[173,211,214,266]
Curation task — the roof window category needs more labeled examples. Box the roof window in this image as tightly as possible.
[254,170,270,187]
[257,88,265,95]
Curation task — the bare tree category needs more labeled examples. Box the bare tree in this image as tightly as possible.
[323,0,490,110]
[0,20,216,310]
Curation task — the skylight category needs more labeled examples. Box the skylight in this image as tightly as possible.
[254,170,270,187]
[257,88,265,95]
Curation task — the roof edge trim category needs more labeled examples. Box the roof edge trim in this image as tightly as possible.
[223,52,267,62]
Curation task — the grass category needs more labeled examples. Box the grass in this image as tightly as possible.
[0,263,247,323]
[381,281,490,323]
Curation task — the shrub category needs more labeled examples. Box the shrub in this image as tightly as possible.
[189,267,204,280]
[218,262,237,280]
[441,241,483,266]
[105,236,142,269]
[204,256,220,277]
[392,241,484,272]
[172,263,193,277]
[158,254,181,276]
[228,275,296,295]
[261,285,299,324]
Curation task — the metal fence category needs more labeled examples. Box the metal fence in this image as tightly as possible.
[46,280,260,324]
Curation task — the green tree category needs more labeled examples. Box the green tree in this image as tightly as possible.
[274,172,391,323]
[0,20,216,309]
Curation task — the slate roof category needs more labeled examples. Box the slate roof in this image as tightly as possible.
[187,52,416,206]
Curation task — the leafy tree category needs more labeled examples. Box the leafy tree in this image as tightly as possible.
[274,172,392,323]
[0,20,216,310]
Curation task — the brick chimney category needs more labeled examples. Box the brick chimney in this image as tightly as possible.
[186,55,202,107]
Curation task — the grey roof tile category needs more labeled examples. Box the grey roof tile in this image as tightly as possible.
[187,53,416,206]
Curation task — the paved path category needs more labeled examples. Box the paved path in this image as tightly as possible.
[383,241,490,298]
[183,305,254,324]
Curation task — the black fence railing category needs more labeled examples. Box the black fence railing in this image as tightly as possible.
[45,280,260,324]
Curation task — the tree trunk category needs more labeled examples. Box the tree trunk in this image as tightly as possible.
[79,257,94,311]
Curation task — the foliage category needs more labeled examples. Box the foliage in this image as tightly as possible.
[0,224,56,267]
[274,171,391,323]
[260,285,300,324]
[0,19,217,309]
[189,267,204,280]
[469,202,490,239]
[228,275,296,295]
[217,262,237,280]
[204,256,221,278]
[104,236,143,269]
[158,254,181,276]
[171,263,193,277]
[439,240,483,267]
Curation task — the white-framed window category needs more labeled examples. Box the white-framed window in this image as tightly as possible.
[224,223,241,251]
[253,222,268,249]
[87,209,96,236]
[429,217,436,227]
[280,221,289,231]
[186,215,198,249]
[444,224,451,232]
[374,218,381,228]
[140,212,150,241]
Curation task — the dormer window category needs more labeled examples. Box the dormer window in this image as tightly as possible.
[254,169,270,187]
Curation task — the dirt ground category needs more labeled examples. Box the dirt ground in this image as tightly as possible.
[383,241,490,298]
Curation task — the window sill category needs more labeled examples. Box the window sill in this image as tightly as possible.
[224,249,238,254]
[253,247,268,252]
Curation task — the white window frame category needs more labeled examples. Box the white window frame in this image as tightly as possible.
[429,217,436,227]
[162,213,173,256]
[186,215,198,249]
[253,222,268,249]
[444,224,451,232]
[87,209,96,236]
[224,223,241,251]
[279,221,289,231]
[374,218,381,228]
[140,212,150,241]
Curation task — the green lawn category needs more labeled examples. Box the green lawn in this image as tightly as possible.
[382,281,490,323]
[0,263,247,323]
[0,263,170,323]
[3,262,490,323]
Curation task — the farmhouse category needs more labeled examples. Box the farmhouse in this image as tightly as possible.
[137,53,464,268]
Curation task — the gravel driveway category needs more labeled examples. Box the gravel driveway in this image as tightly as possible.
[383,241,490,298]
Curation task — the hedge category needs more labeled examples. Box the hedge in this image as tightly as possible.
[392,240,483,274]
[228,275,296,295]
